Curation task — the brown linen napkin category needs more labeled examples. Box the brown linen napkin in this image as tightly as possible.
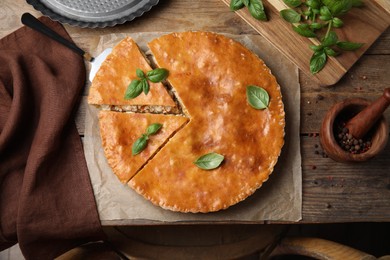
[0,16,104,258]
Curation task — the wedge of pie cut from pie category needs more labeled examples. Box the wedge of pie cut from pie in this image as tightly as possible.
[88,37,176,109]
[99,110,188,183]
[129,32,285,213]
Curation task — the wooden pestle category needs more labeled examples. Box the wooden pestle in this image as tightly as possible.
[345,88,390,139]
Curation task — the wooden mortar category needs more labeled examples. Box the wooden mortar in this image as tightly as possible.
[320,89,389,162]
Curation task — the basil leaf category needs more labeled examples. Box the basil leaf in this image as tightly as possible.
[336,41,364,51]
[248,0,267,21]
[310,22,323,30]
[136,68,145,79]
[332,17,344,28]
[146,123,163,136]
[303,10,312,17]
[334,0,353,16]
[319,6,332,19]
[132,123,163,155]
[132,135,148,155]
[309,44,323,52]
[230,0,244,10]
[124,79,143,99]
[324,47,338,56]
[194,152,224,170]
[141,78,150,95]
[306,0,320,9]
[292,24,317,38]
[246,85,269,110]
[319,15,332,21]
[310,50,327,74]
[322,0,352,16]
[283,0,301,8]
[146,68,169,83]
[242,0,249,6]
[322,31,338,47]
[280,9,301,23]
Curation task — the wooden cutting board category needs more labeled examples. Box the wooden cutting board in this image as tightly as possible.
[221,0,390,86]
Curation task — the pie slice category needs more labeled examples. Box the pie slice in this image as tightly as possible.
[88,37,176,109]
[129,32,285,213]
[99,110,188,183]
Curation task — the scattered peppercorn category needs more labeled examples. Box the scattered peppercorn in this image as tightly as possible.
[316,94,324,101]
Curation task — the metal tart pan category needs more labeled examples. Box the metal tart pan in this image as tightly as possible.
[26,0,159,28]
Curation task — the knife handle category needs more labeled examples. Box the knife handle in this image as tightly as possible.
[21,13,94,62]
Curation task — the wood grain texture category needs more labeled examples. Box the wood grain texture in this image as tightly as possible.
[104,225,286,259]
[1,0,389,223]
[376,0,390,13]
[302,135,390,222]
[221,0,390,86]
[272,237,376,259]
[366,28,390,55]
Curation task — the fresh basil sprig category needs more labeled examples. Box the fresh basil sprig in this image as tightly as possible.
[146,123,163,135]
[284,0,301,8]
[194,152,225,170]
[132,123,163,155]
[292,24,317,38]
[124,79,144,99]
[310,50,327,74]
[279,0,364,74]
[246,85,270,110]
[132,135,149,156]
[146,68,169,83]
[336,41,364,51]
[230,0,244,10]
[280,9,301,23]
[248,0,267,20]
[124,68,169,100]
[230,0,267,21]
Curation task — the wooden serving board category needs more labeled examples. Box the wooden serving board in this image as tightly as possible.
[221,0,390,86]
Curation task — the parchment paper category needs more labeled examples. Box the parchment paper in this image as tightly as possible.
[84,32,302,223]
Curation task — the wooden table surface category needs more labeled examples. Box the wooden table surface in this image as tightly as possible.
[1,0,389,223]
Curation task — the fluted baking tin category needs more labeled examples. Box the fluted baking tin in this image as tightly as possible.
[27,0,159,28]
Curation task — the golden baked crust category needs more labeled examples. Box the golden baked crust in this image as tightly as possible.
[129,32,285,213]
[99,110,188,183]
[88,37,176,107]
